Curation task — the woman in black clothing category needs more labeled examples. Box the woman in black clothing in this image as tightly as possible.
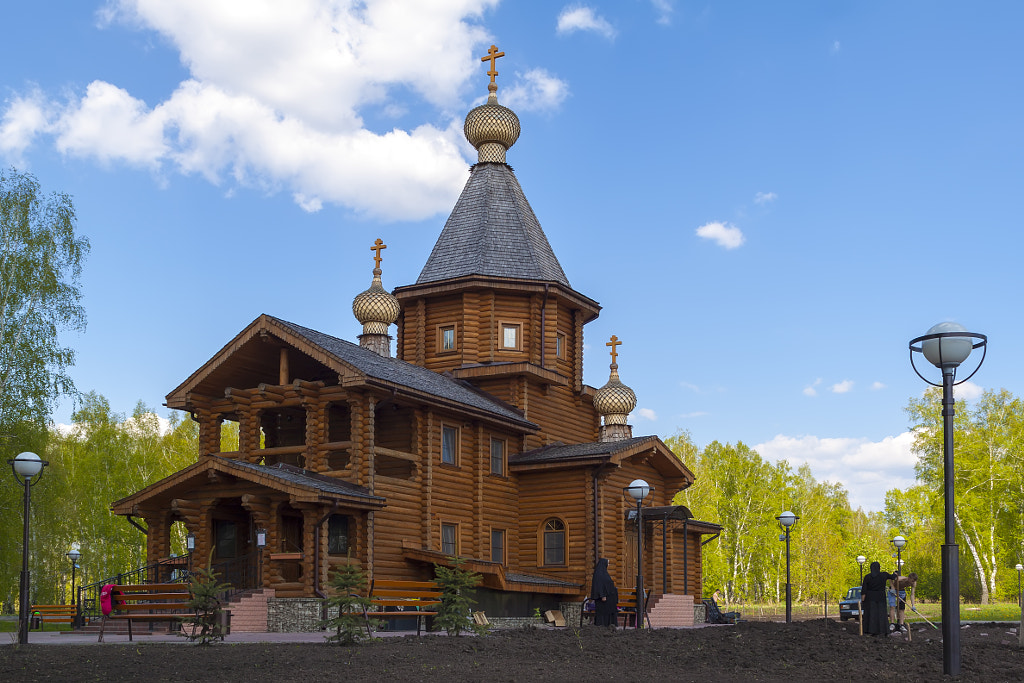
[860,561,893,635]
[590,558,619,627]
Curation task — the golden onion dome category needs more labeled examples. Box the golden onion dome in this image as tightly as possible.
[464,90,520,163]
[593,365,638,425]
[352,239,400,335]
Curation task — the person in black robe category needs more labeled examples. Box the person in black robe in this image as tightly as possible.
[860,561,893,636]
[590,558,618,627]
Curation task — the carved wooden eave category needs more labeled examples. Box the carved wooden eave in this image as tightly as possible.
[109,456,385,516]
[393,275,601,324]
[509,435,695,486]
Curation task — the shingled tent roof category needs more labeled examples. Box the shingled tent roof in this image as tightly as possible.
[416,163,570,287]
[510,435,696,484]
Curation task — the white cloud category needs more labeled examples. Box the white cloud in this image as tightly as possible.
[755,432,917,512]
[502,69,569,112]
[803,378,822,396]
[4,0,505,221]
[754,191,777,204]
[0,89,52,162]
[696,221,745,249]
[556,5,617,39]
[650,0,673,25]
[955,381,984,401]
[871,381,886,391]
[635,407,657,421]
[831,379,854,394]
[831,40,841,54]
[53,412,172,437]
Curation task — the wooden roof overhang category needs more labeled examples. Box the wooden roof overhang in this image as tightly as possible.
[509,435,696,488]
[110,457,386,517]
[401,542,581,595]
[165,314,538,433]
[628,506,722,535]
[393,275,601,324]
[450,362,568,387]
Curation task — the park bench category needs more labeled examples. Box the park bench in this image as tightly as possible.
[703,598,740,624]
[580,587,650,628]
[97,582,192,642]
[363,579,441,636]
[29,604,77,630]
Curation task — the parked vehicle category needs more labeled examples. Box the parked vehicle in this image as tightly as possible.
[839,586,862,621]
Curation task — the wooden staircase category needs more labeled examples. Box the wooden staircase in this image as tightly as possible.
[646,594,695,627]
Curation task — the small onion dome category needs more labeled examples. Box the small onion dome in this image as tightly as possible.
[593,363,637,425]
[464,86,520,164]
[352,267,400,335]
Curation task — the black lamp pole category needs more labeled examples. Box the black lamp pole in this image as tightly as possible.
[910,323,987,677]
[776,511,799,623]
[857,555,866,583]
[625,480,652,630]
[9,452,49,645]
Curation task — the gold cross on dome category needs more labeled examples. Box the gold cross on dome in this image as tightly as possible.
[481,44,505,85]
[371,238,387,268]
[606,335,621,364]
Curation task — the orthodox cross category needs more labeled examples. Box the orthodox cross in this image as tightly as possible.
[481,44,505,85]
[371,238,387,268]
[606,335,621,365]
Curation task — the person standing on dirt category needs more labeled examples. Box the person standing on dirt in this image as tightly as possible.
[890,572,918,633]
[590,558,619,627]
[860,561,893,636]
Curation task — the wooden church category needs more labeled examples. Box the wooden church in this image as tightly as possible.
[111,47,721,626]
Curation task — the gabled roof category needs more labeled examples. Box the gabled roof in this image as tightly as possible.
[110,457,386,515]
[510,435,696,483]
[416,163,570,287]
[166,314,537,431]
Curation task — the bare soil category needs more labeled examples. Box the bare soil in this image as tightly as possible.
[2,620,1022,682]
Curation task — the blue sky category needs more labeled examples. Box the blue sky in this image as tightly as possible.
[3,1,1021,513]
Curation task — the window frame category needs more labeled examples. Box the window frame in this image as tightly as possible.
[541,517,567,567]
[490,528,505,564]
[436,323,458,354]
[555,332,566,359]
[489,437,506,476]
[441,424,460,466]
[327,514,351,555]
[498,320,523,351]
[440,522,459,556]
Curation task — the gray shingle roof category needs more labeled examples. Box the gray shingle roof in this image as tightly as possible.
[271,317,536,429]
[416,163,570,287]
[229,460,384,502]
[510,436,659,465]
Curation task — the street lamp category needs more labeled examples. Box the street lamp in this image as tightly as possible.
[256,527,267,587]
[910,321,986,676]
[67,546,81,629]
[625,479,652,629]
[1016,564,1023,608]
[891,536,907,580]
[186,531,196,574]
[8,451,49,645]
[857,555,867,583]
[776,511,799,623]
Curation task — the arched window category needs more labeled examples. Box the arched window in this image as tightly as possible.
[542,518,566,566]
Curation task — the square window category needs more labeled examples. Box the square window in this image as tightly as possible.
[441,523,458,556]
[490,438,505,476]
[437,324,457,353]
[491,529,505,564]
[441,425,459,465]
[499,321,522,350]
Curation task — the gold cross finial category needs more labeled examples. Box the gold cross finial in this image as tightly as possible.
[371,238,387,269]
[606,335,621,365]
[481,45,505,86]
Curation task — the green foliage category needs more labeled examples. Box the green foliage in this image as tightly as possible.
[181,552,232,645]
[0,167,88,428]
[322,560,374,645]
[0,395,197,611]
[433,557,482,636]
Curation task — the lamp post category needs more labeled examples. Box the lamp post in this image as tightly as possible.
[776,511,799,623]
[67,546,81,629]
[186,531,196,575]
[910,322,986,676]
[8,451,49,645]
[1016,564,1023,608]
[891,536,907,581]
[256,527,267,587]
[625,479,652,629]
[857,555,867,583]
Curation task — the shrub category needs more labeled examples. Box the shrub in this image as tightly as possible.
[323,560,375,645]
[434,557,484,636]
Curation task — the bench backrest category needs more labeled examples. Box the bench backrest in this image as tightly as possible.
[369,579,441,607]
[107,583,191,613]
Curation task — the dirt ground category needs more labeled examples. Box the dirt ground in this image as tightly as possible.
[2,620,1022,682]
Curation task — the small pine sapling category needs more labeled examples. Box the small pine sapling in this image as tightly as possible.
[323,560,375,645]
[434,557,484,636]
[181,552,232,645]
